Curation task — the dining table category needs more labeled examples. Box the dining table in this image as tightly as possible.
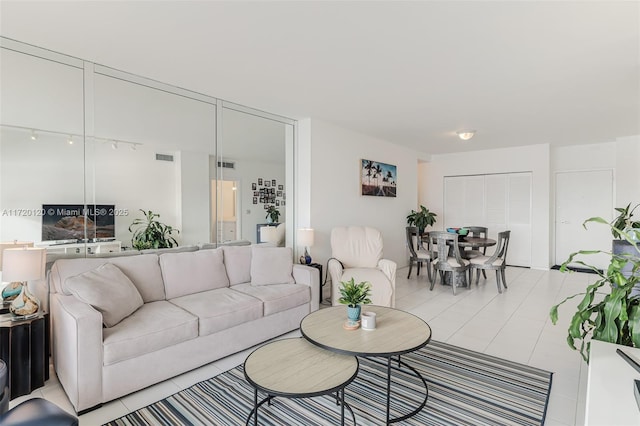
[421,233,497,286]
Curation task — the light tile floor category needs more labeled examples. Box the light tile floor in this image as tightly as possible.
[9,266,589,425]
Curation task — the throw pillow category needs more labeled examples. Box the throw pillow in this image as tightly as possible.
[160,248,230,299]
[222,245,252,285]
[251,246,295,286]
[65,263,144,328]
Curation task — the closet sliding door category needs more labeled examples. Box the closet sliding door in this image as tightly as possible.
[443,172,532,267]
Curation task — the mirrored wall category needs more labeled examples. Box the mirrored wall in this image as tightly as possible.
[0,38,295,255]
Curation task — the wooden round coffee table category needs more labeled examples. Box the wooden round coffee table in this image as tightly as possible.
[244,337,359,425]
[300,306,432,424]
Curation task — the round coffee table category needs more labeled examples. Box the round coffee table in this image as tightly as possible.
[243,338,359,425]
[300,306,431,424]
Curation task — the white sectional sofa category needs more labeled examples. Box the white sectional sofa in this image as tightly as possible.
[47,245,319,413]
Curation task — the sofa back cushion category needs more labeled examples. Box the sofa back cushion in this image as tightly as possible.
[222,245,252,285]
[65,263,144,327]
[51,254,165,302]
[250,246,295,286]
[160,248,229,299]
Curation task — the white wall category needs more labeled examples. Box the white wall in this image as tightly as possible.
[419,139,640,270]
[551,137,640,265]
[419,144,550,269]
[306,119,420,270]
[213,158,285,243]
[176,151,210,245]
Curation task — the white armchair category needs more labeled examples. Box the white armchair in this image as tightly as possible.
[328,226,397,307]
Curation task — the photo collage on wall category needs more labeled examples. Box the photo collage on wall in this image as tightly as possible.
[251,178,285,210]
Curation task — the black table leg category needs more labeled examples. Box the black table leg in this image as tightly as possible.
[254,388,258,426]
[340,388,345,425]
[386,356,392,425]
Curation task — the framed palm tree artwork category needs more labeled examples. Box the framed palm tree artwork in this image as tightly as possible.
[361,159,397,197]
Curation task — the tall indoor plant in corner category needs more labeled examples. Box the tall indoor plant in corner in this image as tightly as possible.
[406,205,437,235]
[550,209,640,362]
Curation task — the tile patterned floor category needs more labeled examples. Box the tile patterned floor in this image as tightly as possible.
[9,266,589,425]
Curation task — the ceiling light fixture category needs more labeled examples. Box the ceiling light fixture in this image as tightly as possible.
[111,141,118,150]
[30,130,38,141]
[67,135,74,145]
[456,130,476,141]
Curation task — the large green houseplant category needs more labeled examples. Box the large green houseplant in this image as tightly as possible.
[550,213,640,362]
[406,205,437,235]
[129,210,179,250]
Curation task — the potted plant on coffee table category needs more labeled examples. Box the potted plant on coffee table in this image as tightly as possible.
[550,213,640,362]
[338,278,372,322]
[406,205,437,235]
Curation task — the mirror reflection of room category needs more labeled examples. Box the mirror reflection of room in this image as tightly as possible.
[0,40,293,255]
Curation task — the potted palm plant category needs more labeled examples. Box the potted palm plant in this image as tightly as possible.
[128,210,179,250]
[406,205,437,235]
[550,214,640,362]
[338,278,372,321]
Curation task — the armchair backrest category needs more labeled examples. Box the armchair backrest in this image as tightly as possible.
[331,226,383,268]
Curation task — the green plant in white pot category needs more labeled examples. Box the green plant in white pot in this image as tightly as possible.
[338,278,372,321]
[550,217,640,362]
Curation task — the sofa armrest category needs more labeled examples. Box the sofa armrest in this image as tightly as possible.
[50,293,103,413]
[292,265,319,312]
[378,259,397,307]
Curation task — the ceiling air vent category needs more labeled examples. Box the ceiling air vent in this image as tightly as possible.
[155,154,174,162]
[217,161,235,169]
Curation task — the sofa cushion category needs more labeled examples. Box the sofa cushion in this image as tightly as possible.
[160,248,230,299]
[233,283,310,316]
[250,247,295,286]
[65,263,144,327]
[222,245,252,285]
[52,254,165,303]
[102,300,198,365]
[169,288,263,336]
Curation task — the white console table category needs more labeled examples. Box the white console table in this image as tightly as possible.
[586,340,640,425]
[37,241,121,255]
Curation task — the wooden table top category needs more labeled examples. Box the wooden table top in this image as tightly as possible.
[244,338,358,397]
[300,306,432,357]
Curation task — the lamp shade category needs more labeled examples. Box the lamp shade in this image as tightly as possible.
[261,226,278,244]
[0,241,33,272]
[2,248,46,282]
[297,228,315,247]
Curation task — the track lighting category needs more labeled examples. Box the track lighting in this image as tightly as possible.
[30,130,38,141]
[111,141,118,150]
[67,135,74,145]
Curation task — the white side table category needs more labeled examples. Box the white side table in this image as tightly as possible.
[585,340,640,425]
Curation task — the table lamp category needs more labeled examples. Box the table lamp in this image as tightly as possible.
[297,228,315,265]
[2,247,45,317]
[261,226,278,245]
[0,241,34,302]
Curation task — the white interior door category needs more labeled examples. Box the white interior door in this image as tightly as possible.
[555,170,613,269]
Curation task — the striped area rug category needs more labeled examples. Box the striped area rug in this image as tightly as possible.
[106,340,552,426]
